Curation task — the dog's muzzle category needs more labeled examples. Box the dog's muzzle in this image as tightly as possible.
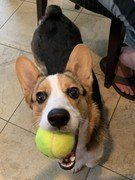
[47,108,79,170]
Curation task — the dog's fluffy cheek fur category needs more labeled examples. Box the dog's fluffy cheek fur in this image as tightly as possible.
[74,98,89,120]
[32,104,44,128]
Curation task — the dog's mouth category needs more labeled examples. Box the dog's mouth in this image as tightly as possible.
[58,147,76,170]
[58,133,78,170]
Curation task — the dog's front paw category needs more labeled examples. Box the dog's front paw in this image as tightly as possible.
[86,159,99,168]
[72,163,84,173]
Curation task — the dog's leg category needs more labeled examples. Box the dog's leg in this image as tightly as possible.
[72,147,87,173]
[72,121,89,173]
[85,143,104,168]
[72,142,104,173]
[72,145,104,173]
[72,117,104,173]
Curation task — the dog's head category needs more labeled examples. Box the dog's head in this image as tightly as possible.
[16,44,94,169]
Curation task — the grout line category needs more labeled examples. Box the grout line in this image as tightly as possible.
[8,98,24,122]
[0,98,24,134]
[0,117,8,122]
[0,99,36,135]
[0,120,35,135]
[0,121,8,134]
[99,165,132,180]
[63,9,80,22]
[0,48,31,67]
[73,9,82,22]
[0,48,33,67]
[8,121,35,135]
[108,96,121,127]
[85,168,91,180]
[0,42,32,54]
[73,13,81,22]
[0,1,25,30]
[19,49,32,54]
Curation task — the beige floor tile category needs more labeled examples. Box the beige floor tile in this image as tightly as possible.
[87,165,128,180]
[75,13,111,57]
[0,174,11,180]
[0,123,89,179]
[94,61,105,76]
[63,9,79,21]
[48,0,82,12]
[0,2,37,52]
[62,0,82,11]
[47,0,61,6]
[27,0,82,12]
[0,44,20,65]
[0,118,7,132]
[26,0,36,3]
[0,0,23,27]
[0,59,23,120]
[9,100,35,133]
[81,8,98,15]
[103,98,135,179]
[96,75,120,121]
[36,167,89,180]
[91,51,101,67]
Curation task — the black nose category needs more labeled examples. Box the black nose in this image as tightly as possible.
[48,108,70,128]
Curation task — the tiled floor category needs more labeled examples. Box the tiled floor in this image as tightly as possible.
[0,0,134,180]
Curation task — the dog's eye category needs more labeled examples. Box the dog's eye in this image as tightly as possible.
[66,87,79,99]
[36,92,47,104]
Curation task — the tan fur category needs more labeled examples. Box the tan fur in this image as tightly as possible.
[16,56,42,107]
[66,44,93,91]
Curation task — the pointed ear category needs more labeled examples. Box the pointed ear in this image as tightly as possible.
[15,56,42,107]
[66,44,93,89]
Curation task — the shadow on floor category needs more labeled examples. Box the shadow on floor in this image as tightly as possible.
[100,100,114,165]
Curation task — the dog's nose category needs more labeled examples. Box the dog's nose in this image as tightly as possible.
[48,108,70,128]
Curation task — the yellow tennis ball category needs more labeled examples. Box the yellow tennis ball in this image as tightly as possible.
[35,128,75,158]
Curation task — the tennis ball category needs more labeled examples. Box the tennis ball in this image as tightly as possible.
[35,128,75,158]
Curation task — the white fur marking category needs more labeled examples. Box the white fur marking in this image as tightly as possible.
[39,74,80,133]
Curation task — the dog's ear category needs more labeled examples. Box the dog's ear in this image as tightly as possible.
[66,44,93,90]
[16,56,42,107]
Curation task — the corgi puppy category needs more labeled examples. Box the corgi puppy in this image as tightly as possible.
[16,5,108,173]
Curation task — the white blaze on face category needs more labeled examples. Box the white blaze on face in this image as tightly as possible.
[39,74,81,132]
